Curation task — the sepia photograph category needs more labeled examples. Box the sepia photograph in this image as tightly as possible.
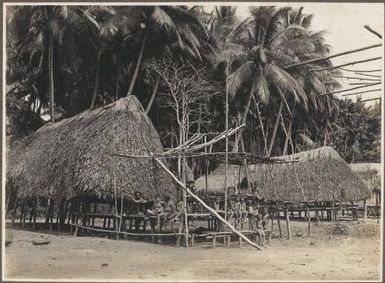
[2,2,384,281]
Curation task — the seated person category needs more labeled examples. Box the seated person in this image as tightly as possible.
[132,191,147,215]
[169,200,184,222]
[163,196,176,217]
[146,195,165,216]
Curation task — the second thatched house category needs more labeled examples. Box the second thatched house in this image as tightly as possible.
[7,96,175,203]
[195,146,371,203]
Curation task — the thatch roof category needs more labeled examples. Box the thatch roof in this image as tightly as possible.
[195,147,371,202]
[7,96,175,201]
[350,163,381,192]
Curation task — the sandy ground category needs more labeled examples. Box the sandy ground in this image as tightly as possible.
[4,220,382,281]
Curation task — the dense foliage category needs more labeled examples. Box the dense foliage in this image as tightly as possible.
[6,5,381,164]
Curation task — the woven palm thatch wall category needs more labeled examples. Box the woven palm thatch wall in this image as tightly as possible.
[195,147,371,202]
[7,96,175,201]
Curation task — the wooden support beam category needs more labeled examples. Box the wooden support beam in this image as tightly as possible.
[284,44,381,69]
[154,158,263,250]
[311,57,382,73]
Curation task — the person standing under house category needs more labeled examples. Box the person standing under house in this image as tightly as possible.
[247,200,255,230]
[234,196,242,229]
[240,198,248,229]
[255,213,266,247]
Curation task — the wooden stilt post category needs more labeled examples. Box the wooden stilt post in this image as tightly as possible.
[363,199,367,222]
[276,205,282,239]
[306,204,311,236]
[331,200,335,222]
[11,196,18,227]
[19,198,25,224]
[33,197,37,230]
[285,207,291,240]
[5,190,12,218]
[50,200,54,231]
[22,199,28,228]
[155,158,263,250]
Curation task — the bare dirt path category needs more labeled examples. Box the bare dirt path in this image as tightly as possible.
[4,221,381,281]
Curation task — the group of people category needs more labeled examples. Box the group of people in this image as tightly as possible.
[132,192,183,229]
[212,196,270,246]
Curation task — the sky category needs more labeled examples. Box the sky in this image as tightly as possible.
[205,2,384,105]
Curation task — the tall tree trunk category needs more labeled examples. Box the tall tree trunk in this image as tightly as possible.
[282,117,293,155]
[234,84,255,152]
[48,33,55,122]
[145,74,160,114]
[127,30,148,97]
[90,50,102,109]
[115,65,120,101]
[254,97,268,156]
[268,101,284,156]
[323,119,329,146]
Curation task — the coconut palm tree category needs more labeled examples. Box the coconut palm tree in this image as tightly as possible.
[222,7,308,154]
[111,6,210,97]
[8,6,92,121]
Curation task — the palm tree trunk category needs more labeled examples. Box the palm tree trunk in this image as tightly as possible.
[127,30,148,97]
[115,64,120,101]
[254,97,268,156]
[48,33,55,122]
[268,101,284,156]
[234,85,255,152]
[282,116,293,155]
[90,50,102,109]
[145,74,160,114]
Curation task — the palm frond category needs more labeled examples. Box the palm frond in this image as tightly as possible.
[228,61,255,99]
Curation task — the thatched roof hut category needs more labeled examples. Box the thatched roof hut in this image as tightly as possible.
[350,163,381,193]
[7,96,175,201]
[195,147,371,202]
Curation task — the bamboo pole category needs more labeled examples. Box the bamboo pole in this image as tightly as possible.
[322,83,381,96]
[204,136,208,199]
[331,75,381,81]
[284,207,291,240]
[225,60,229,221]
[354,72,381,78]
[349,82,379,86]
[364,25,382,39]
[341,88,382,97]
[154,158,263,250]
[285,44,382,69]
[311,57,382,73]
[361,97,382,103]
[340,67,382,73]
